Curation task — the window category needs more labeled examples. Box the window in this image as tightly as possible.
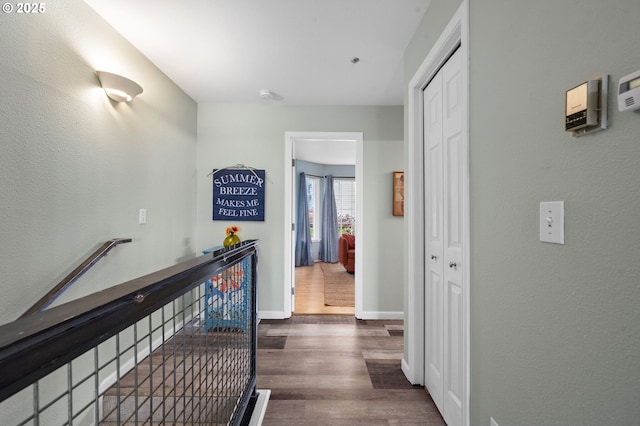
[334,178,356,235]
[307,176,321,241]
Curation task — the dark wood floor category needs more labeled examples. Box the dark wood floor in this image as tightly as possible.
[257,315,446,425]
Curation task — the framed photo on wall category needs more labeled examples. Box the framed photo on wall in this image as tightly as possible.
[393,171,404,216]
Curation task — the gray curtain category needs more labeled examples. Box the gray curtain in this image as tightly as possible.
[295,172,314,266]
[319,175,339,263]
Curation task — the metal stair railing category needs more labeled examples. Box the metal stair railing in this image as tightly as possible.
[0,240,259,426]
[20,238,132,318]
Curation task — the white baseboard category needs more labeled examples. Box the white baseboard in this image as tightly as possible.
[258,310,289,320]
[248,389,271,426]
[357,311,404,320]
[259,310,403,320]
[402,357,422,386]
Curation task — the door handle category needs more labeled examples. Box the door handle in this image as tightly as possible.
[449,261,457,269]
[431,255,437,261]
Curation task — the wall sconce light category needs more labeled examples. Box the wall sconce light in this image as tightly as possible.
[96,71,143,102]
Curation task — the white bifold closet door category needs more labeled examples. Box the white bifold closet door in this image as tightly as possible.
[423,47,464,426]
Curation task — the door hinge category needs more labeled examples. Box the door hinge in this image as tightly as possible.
[292,159,296,167]
[292,223,295,231]
[291,287,295,295]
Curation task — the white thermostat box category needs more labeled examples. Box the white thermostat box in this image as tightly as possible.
[618,69,640,112]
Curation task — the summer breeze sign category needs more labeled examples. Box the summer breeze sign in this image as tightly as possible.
[212,169,265,221]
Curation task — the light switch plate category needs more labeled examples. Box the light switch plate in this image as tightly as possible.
[138,208,147,225]
[540,201,564,244]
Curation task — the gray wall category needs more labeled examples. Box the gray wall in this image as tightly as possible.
[405,0,640,424]
[196,104,404,316]
[403,0,462,88]
[470,1,639,424]
[0,1,198,324]
[296,160,355,179]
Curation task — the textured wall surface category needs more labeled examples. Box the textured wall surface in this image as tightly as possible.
[405,0,639,424]
[0,1,198,324]
[196,104,404,315]
[469,1,640,424]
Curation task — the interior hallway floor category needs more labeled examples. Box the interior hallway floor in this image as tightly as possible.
[257,315,446,425]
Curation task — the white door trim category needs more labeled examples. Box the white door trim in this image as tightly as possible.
[404,2,470,425]
[284,132,364,318]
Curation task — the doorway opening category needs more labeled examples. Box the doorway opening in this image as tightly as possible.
[284,132,364,318]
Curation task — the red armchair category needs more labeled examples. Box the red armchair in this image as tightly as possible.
[338,234,355,273]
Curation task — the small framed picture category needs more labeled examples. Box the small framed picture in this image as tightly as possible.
[393,171,404,216]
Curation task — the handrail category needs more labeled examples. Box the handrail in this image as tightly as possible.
[20,238,132,318]
[0,239,258,405]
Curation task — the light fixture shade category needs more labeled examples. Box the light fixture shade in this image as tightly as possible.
[96,71,143,102]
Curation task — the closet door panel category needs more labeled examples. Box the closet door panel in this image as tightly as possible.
[423,70,445,413]
[442,48,464,426]
[424,47,464,426]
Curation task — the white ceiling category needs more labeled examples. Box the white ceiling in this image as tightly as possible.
[85,0,430,105]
